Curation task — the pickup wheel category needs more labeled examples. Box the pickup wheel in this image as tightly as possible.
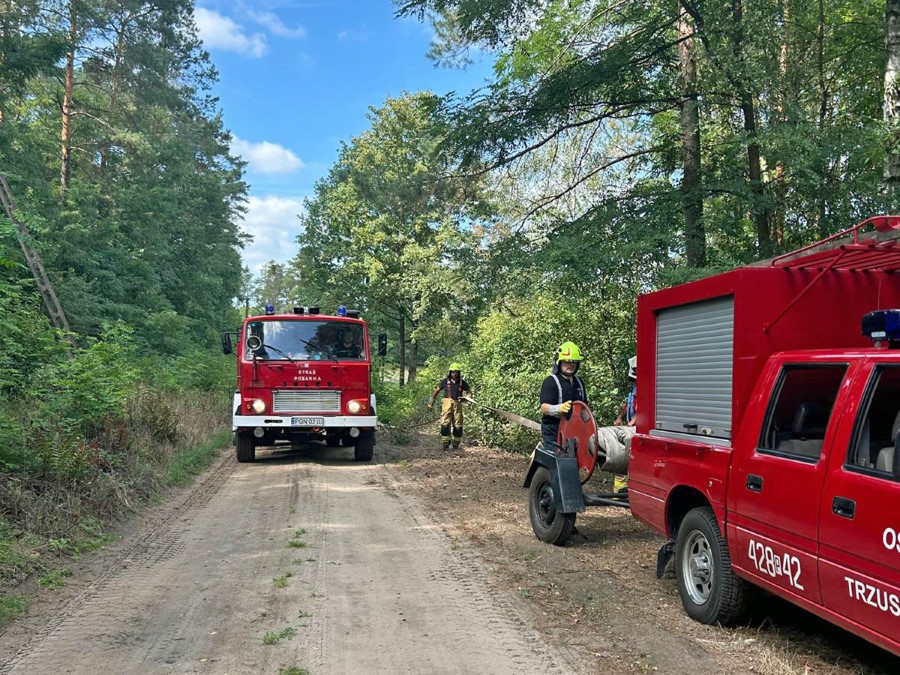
[528,466,576,546]
[675,506,749,625]
[235,432,256,463]
[354,431,374,462]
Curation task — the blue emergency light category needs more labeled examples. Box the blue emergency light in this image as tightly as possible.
[338,305,347,316]
[265,303,275,315]
[862,310,900,345]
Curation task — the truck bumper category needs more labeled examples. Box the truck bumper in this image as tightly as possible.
[233,415,377,430]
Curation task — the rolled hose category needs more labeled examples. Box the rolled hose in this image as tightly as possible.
[595,425,635,475]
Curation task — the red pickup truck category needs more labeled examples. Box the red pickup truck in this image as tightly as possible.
[629,216,900,655]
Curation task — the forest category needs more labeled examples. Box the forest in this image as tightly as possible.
[0,0,898,608]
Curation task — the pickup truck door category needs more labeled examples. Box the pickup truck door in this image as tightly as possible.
[818,361,900,648]
[727,361,852,605]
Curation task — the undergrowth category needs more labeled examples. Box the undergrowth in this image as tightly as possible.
[0,324,233,624]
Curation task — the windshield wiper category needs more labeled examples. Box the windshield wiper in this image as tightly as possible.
[255,343,295,363]
[293,337,339,362]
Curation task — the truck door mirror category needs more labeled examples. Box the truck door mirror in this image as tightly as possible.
[220,332,233,355]
[377,333,388,357]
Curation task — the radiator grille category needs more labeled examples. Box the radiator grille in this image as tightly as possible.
[272,390,341,413]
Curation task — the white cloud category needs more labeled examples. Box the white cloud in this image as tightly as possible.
[248,10,306,39]
[337,28,370,43]
[231,136,304,174]
[195,8,267,57]
[240,195,306,270]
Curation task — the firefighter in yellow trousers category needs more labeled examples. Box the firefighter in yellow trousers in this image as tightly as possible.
[428,363,472,450]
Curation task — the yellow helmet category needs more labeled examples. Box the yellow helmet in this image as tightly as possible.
[448,362,462,372]
[556,342,583,362]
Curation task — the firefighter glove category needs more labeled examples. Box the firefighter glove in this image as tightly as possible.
[549,401,572,417]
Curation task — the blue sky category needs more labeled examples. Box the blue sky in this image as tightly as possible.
[194,1,492,271]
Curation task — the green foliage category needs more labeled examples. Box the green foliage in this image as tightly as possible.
[166,430,230,486]
[459,293,635,450]
[32,324,140,437]
[0,595,28,626]
[272,573,292,589]
[263,627,296,645]
[37,567,72,590]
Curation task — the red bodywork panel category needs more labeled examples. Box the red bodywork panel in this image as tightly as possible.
[629,218,900,656]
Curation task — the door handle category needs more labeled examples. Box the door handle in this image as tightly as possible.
[832,496,856,519]
[746,474,763,492]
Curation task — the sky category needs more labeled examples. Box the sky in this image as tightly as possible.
[193,1,492,272]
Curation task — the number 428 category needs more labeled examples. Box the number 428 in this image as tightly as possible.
[748,539,805,591]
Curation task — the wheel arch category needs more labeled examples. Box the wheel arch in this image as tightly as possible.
[666,486,712,539]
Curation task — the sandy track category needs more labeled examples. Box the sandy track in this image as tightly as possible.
[0,445,581,674]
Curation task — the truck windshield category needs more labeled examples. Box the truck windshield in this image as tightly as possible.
[244,320,365,361]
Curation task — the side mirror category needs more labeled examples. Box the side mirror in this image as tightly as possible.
[377,333,388,357]
[247,334,263,352]
[220,332,234,355]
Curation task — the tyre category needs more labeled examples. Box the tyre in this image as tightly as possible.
[528,466,576,546]
[675,506,749,625]
[235,432,256,463]
[325,435,342,447]
[354,431,374,462]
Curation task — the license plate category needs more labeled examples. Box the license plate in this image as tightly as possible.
[291,417,325,426]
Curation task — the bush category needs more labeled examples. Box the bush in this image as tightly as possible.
[434,292,637,452]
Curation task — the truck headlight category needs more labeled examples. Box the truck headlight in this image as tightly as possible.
[251,399,266,414]
[347,400,362,414]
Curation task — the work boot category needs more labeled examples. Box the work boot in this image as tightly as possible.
[450,441,459,450]
[442,441,451,451]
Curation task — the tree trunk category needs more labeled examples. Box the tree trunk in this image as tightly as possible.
[885,0,900,189]
[773,0,791,247]
[408,339,418,383]
[732,0,771,256]
[398,311,406,387]
[678,3,705,267]
[61,1,77,195]
[816,0,832,237]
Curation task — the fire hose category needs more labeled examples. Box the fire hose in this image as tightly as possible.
[378,396,630,478]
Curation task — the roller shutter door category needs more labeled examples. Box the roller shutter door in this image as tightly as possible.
[655,296,734,439]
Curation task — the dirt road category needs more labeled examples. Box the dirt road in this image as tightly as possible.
[4,435,897,675]
[0,444,579,674]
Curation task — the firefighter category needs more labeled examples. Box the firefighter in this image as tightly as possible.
[428,363,472,450]
[612,355,637,493]
[539,342,588,452]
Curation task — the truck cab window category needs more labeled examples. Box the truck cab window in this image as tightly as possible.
[758,365,847,461]
[847,365,900,474]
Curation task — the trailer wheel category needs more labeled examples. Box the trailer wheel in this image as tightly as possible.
[675,506,748,625]
[325,435,342,447]
[354,432,374,462]
[528,466,576,546]
[235,432,256,463]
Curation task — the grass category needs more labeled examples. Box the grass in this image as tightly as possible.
[263,626,296,645]
[0,595,28,624]
[287,529,308,549]
[166,429,231,486]
[38,567,72,589]
[280,668,309,675]
[297,609,312,619]
[272,572,292,588]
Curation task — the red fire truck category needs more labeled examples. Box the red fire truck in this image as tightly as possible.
[629,216,900,655]
[222,306,381,463]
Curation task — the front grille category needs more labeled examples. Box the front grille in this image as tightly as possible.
[273,390,341,413]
